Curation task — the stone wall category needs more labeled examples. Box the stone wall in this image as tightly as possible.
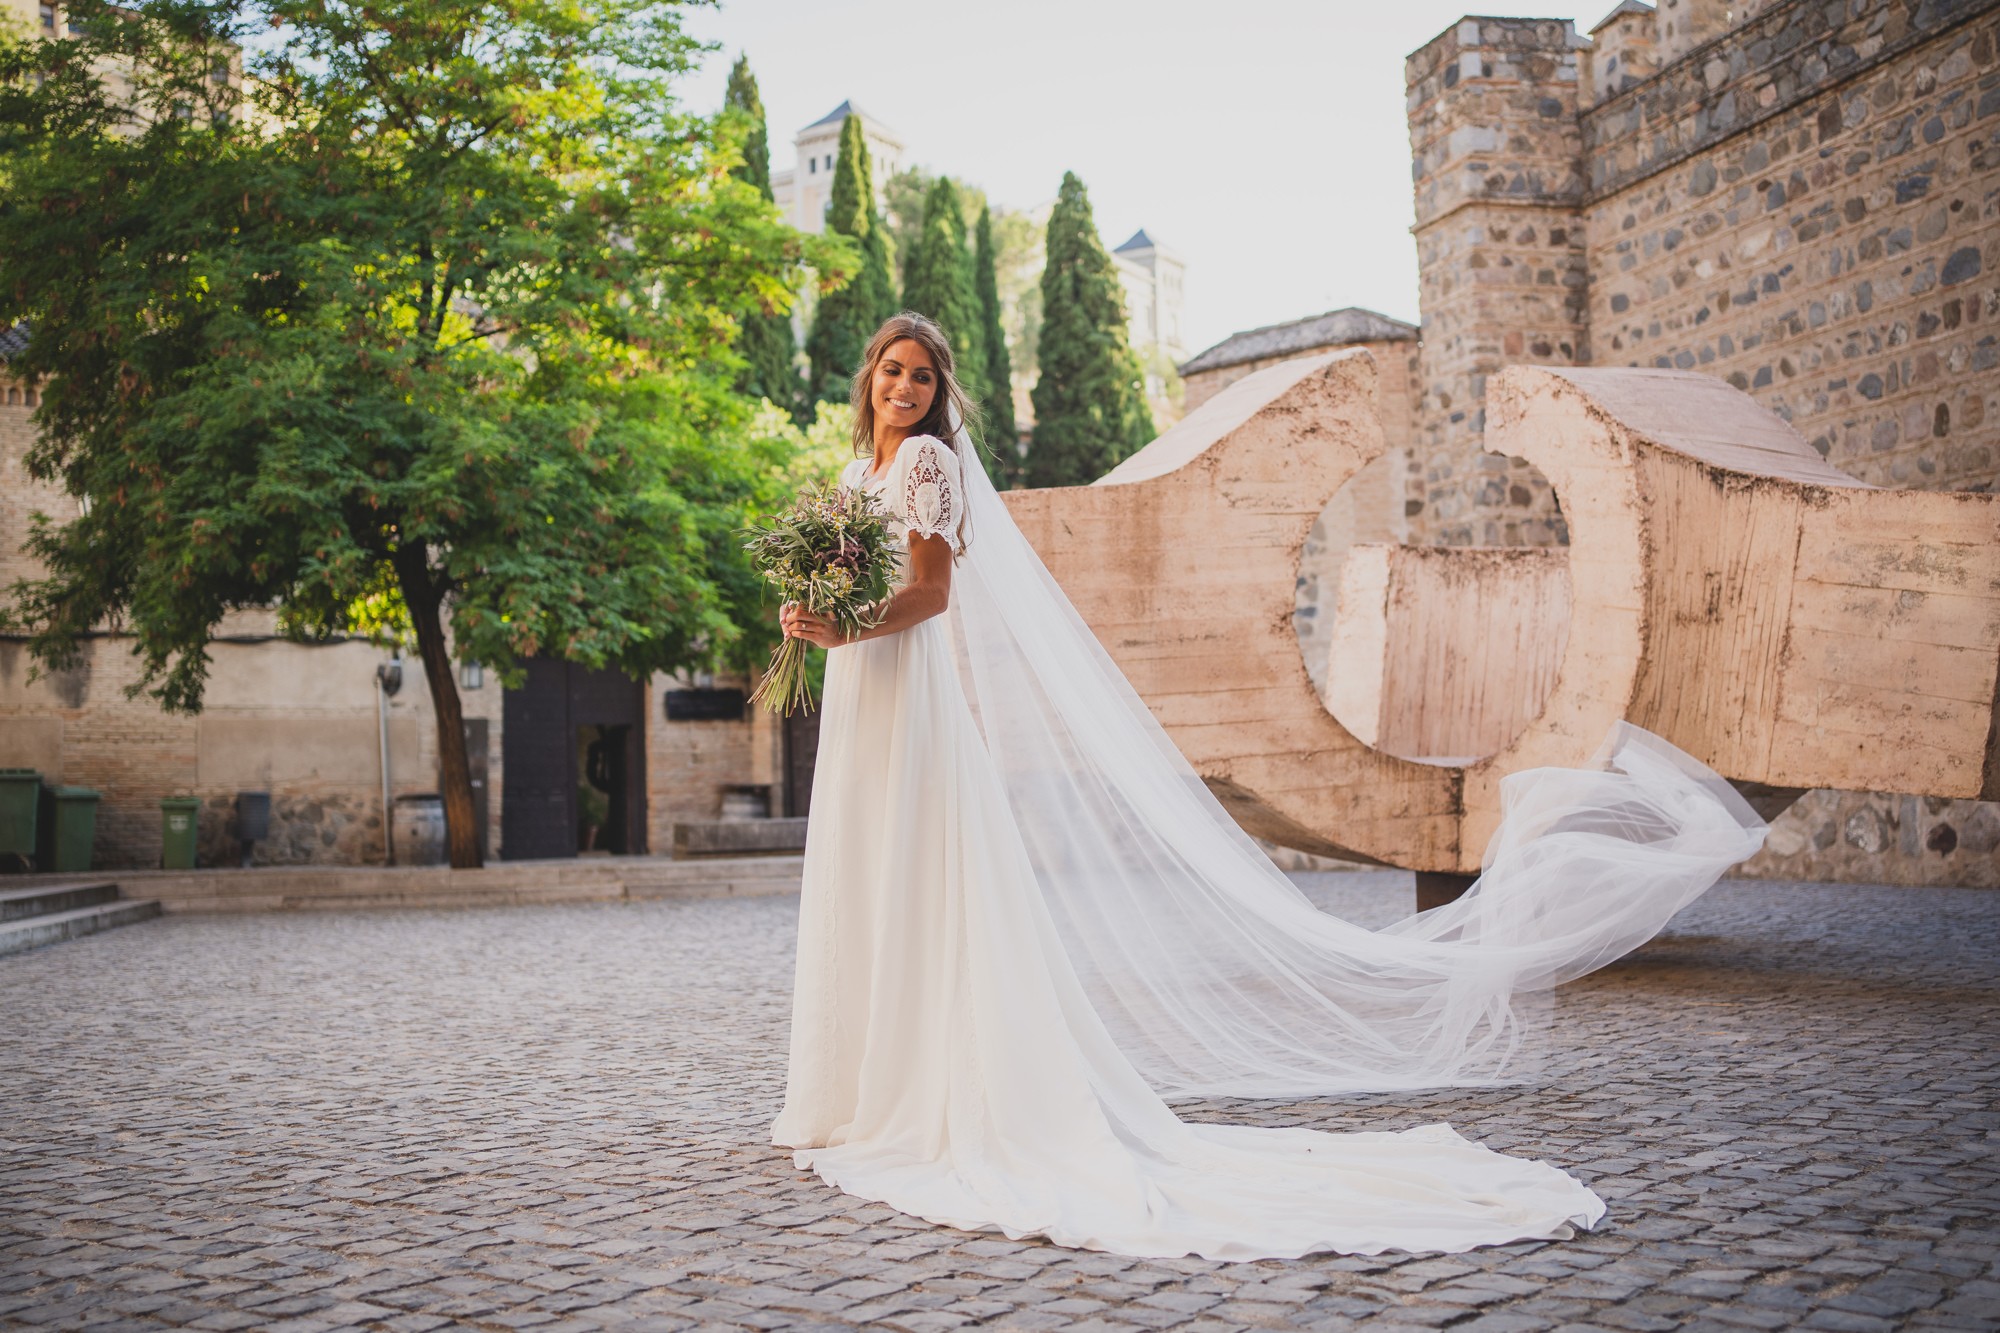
[1743,789,2000,888]
[1581,0,2000,497]
[1580,0,2000,886]
[1405,17,1588,548]
[1384,0,2000,888]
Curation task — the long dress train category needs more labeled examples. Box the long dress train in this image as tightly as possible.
[771,435,1765,1261]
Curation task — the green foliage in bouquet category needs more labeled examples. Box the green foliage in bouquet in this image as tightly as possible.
[744,481,898,715]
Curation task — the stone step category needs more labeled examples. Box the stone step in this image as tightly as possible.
[0,855,804,915]
[0,880,121,923]
[0,897,162,958]
[673,819,808,858]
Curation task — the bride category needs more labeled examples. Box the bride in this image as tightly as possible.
[771,312,1766,1261]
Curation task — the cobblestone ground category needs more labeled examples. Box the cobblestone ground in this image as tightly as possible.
[3,874,1997,1333]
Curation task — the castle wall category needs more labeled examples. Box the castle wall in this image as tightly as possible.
[1582,0,2000,888]
[1404,18,1589,548]
[1394,0,2000,887]
[1582,0,2000,496]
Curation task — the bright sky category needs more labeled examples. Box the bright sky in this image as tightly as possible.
[679,0,1604,359]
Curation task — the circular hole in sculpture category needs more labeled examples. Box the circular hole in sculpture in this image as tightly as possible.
[1294,452,1572,765]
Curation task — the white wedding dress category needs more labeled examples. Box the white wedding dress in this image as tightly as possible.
[771,432,1767,1261]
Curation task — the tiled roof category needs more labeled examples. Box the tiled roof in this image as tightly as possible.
[1114,229,1157,254]
[0,322,28,361]
[1178,307,1417,377]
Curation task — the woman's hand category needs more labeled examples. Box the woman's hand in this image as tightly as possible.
[780,602,846,650]
[778,534,951,650]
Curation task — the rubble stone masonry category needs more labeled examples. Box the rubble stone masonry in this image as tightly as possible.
[1582,0,2000,496]
[1406,17,1590,547]
[1582,0,2000,887]
[1399,0,2000,886]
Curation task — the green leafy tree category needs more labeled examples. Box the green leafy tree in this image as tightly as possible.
[1026,172,1154,488]
[0,0,842,868]
[900,176,989,412]
[973,204,1017,459]
[882,168,985,295]
[724,55,802,416]
[805,114,895,403]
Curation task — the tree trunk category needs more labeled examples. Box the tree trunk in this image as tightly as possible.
[393,541,483,870]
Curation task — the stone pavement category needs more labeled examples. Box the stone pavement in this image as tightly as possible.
[2,873,1996,1332]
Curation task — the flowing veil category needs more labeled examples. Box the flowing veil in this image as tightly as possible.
[937,421,1768,1100]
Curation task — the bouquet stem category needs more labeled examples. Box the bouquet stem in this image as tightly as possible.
[752,637,814,715]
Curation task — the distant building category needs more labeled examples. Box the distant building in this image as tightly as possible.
[1178,307,1416,413]
[770,100,905,235]
[1110,229,1188,370]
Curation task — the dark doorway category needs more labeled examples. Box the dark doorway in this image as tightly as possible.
[501,660,646,860]
[782,707,821,818]
[463,718,491,862]
[577,723,634,854]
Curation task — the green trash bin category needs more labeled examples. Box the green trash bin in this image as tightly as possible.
[44,785,101,873]
[0,769,40,868]
[161,796,201,870]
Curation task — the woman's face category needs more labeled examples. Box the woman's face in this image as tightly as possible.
[870,338,938,436]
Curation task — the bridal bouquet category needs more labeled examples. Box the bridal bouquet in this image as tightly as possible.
[745,480,898,714]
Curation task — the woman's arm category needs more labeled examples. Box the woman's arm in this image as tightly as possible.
[781,533,953,649]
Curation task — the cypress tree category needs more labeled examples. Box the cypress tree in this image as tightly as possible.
[1025,172,1153,488]
[805,115,896,404]
[724,57,801,413]
[973,203,1017,458]
[900,176,988,410]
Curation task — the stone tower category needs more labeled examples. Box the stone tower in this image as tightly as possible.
[1588,0,1660,101]
[1404,18,1589,547]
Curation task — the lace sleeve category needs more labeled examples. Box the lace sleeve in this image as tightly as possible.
[900,436,962,552]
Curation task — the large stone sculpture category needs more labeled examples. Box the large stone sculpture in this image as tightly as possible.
[1003,349,2000,892]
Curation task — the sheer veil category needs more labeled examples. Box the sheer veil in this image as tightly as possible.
[937,420,1768,1100]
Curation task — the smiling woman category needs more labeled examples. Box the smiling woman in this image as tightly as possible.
[761,309,1768,1263]
[779,312,973,653]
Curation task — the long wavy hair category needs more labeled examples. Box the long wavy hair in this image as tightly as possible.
[850,312,981,463]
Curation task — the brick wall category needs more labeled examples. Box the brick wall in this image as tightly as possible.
[0,385,64,593]
[644,672,782,853]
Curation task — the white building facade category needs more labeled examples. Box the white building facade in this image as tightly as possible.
[770,100,904,235]
[1110,229,1187,367]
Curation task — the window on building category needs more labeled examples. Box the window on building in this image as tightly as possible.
[39,4,56,29]
[825,154,834,170]
[808,158,816,174]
